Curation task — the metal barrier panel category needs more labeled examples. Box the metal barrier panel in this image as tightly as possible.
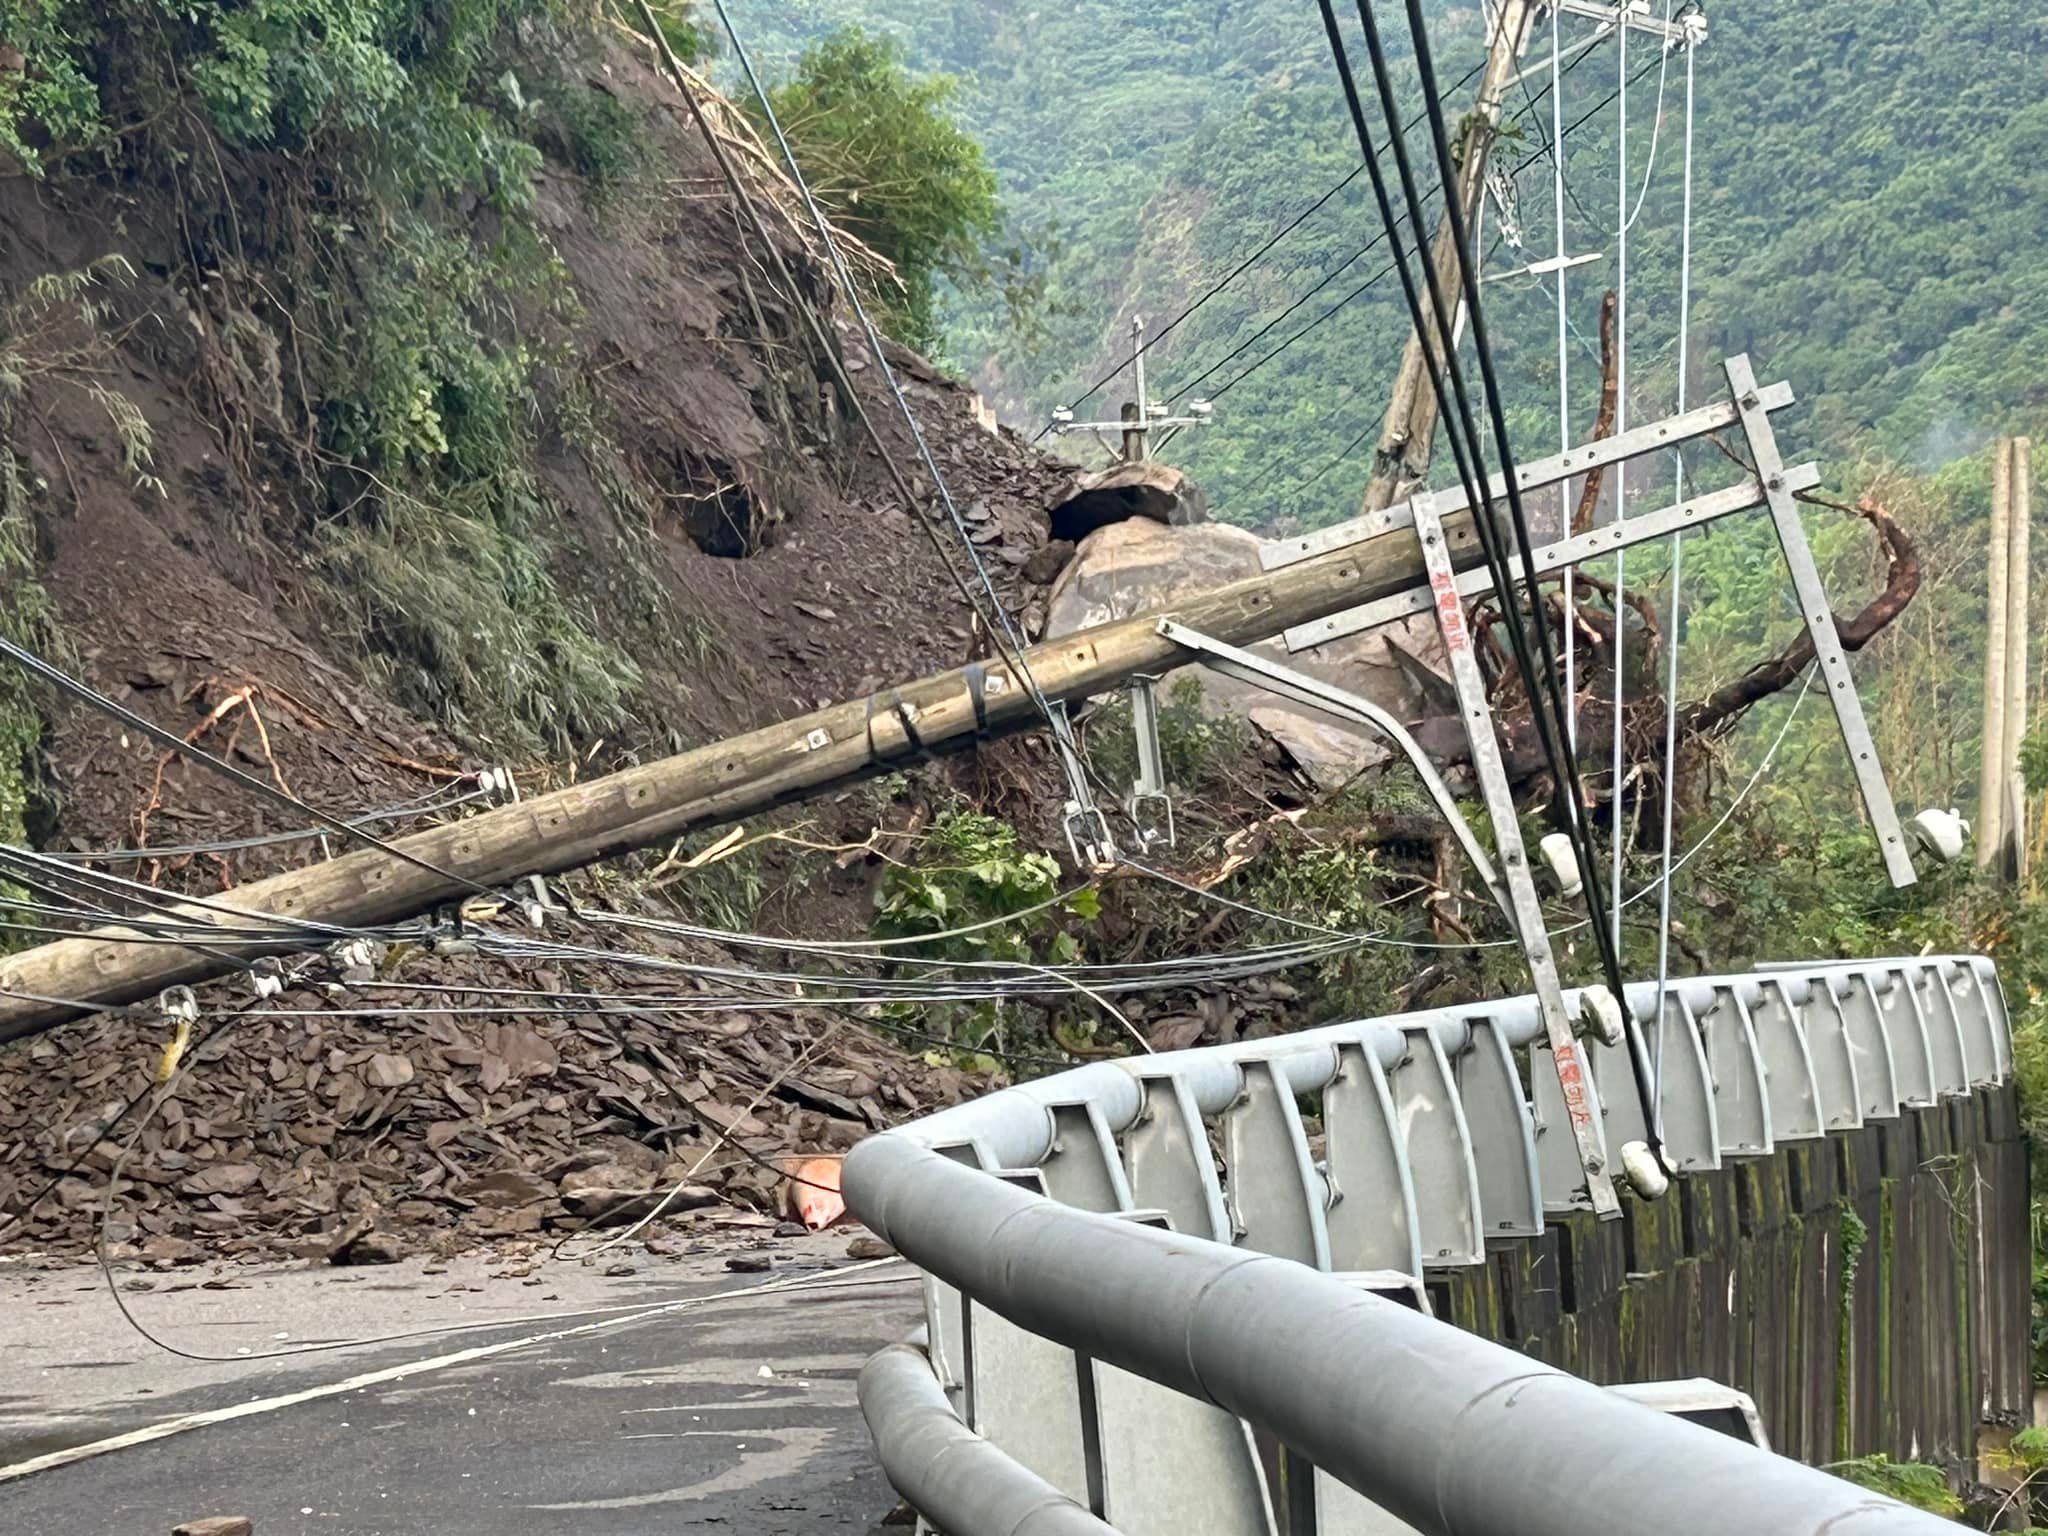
[857,957,2003,1536]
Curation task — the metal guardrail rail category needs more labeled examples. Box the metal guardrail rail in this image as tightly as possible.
[844,956,2011,1536]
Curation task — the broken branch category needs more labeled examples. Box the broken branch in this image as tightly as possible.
[1570,291,1619,536]
[1682,490,1919,737]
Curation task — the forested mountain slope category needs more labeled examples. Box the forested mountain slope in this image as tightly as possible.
[731,0,2048,532]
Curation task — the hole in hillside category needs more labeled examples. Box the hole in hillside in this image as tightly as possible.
[656,447,774,558]
[685,482,767,558]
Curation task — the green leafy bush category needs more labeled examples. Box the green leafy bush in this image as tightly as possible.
[1827,1454,1964,1516]
[751,25,1002,354]
[874,810,1099,1059]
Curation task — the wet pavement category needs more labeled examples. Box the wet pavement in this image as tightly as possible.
[0,1234,917,1535]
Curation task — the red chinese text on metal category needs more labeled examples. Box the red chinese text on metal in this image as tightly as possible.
[1552,1039,1595,1129]
[1430,568,1466,650]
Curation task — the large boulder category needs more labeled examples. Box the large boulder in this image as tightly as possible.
[1042,519,1448,789]
[1048,459,1208,541]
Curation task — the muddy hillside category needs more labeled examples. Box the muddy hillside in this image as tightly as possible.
[0,29,1131,1266]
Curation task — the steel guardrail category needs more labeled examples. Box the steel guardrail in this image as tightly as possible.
[844,955,2009,1536]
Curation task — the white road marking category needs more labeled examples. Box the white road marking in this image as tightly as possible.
[0,1265,910,1485]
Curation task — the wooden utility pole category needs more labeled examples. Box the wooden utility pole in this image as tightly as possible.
[1980,436,2033,875]
[0,506,1501,1042]
[1360,0,1534,513]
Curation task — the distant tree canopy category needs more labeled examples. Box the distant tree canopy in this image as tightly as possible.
[753,25,1001,354]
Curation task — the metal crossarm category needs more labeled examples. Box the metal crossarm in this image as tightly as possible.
[1263,358,1917,919]
[1283,461,1819,651]
[1258,382,1794,573]
[1404,487,1616,1213]
[1723,354,1917,887]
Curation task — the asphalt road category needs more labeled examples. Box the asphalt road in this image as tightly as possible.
[0,1235,919,1536]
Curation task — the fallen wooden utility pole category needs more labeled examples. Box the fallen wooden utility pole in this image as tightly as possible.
[0,506,1502,1042]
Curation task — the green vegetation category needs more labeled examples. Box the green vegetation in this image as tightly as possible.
[747,25,1016,356]
[874,810,1099,1061]
[0,0,713,754]
[1828,1454,1966,1517]
[733,0,2048,521]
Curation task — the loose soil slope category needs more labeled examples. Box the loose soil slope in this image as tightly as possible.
[0,44,1080,1261]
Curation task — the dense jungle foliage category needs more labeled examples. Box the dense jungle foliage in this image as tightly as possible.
[731,0,2048,507]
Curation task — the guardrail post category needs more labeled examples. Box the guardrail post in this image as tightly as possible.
[1698,984,1772,1157]
[1324,1037,1426,1276]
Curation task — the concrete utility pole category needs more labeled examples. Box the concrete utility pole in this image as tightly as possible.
[1360,0,1534,513]
[0,504,1501,1041]
[1979,436,2033,876]
[1049,316,1214,465]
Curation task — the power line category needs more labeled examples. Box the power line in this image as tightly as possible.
[1378,0,1660,1146]
[1308,0,1658,1174]
[45,780,488,864]
[0,638,499,899]
[1238,47,1670,505]
[703,0,1100,829]
[1160,39,1641,437]
[1030,56,1491,440]
[637,9,1067,743]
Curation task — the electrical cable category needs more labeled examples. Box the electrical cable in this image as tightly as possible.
[635,4,1102,863]
[0,638,500,899]
[1550,0,1577,750]
[1228,41,1655,509]
[1351,0,1620,957]
[0,842,424,945]
[719,1134,845,1194]
[1649,39,1698,1135]
[1202,260,1402,402]
[1195,53,1656,514]
[1315,0,1653,1149]
[1609,3,1631,954]
[95,1066,908,1373]
[1259,230,1507,503]
[1390,0,1665,1150]
[1616,9,1678,236]
[704,0,1098,825]
[45,782,488,863]
[554,1021,846,1263]
[1160,35,1604,415]
[1499,51,1666,184]
[1169,247,1400,406]
[1032,56,1489,441]
[2,692,1811,1054]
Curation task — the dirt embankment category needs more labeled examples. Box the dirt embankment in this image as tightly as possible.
[0,45,1092,1263]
